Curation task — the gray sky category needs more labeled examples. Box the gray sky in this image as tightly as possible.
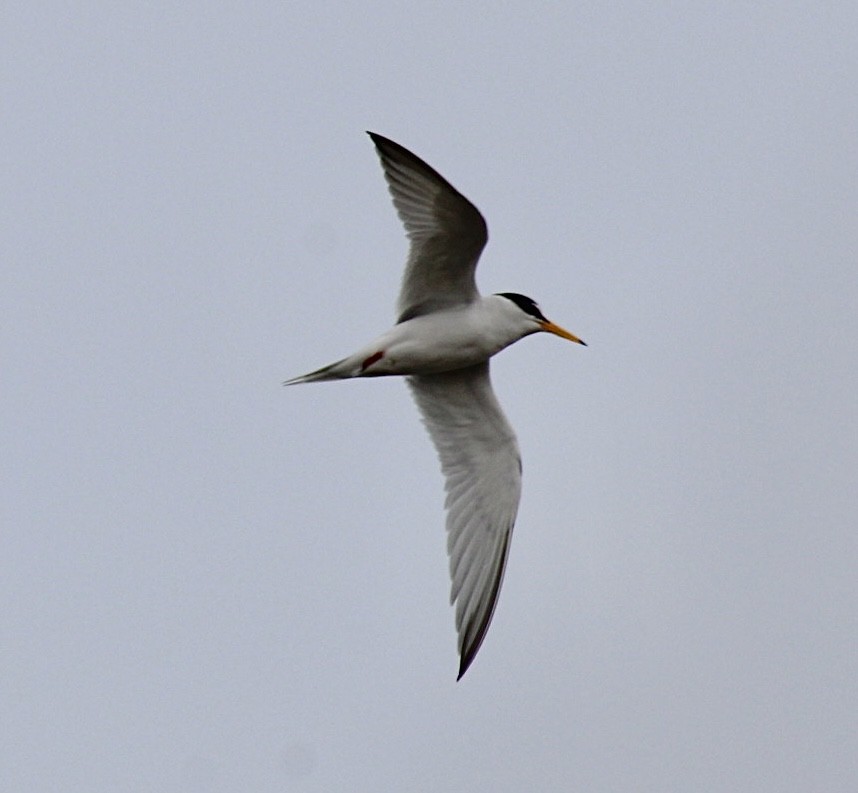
[3,3,857,791]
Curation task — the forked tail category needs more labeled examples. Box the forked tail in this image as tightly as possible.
[282,357,352,385]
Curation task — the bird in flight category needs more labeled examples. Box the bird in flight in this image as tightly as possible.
[285,132,586,678]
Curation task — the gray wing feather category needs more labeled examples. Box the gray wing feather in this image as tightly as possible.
[407,362,521,678]
[368,132,488,322]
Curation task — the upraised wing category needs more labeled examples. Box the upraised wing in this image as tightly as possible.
[368,132,488,323]
[407,362,521,678]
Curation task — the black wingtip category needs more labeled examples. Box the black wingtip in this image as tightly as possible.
[366,131,414,162]
[366,130,393,148]
[455,637,480,681]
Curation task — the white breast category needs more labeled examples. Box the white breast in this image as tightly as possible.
[368,299,529,376]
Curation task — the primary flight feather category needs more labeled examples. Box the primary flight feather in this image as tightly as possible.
[285,132,586,678]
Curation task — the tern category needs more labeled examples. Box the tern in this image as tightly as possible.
[285,132,586,678]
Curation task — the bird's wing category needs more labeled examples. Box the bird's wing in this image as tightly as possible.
[368,132,488,323]
[407,362,521,679]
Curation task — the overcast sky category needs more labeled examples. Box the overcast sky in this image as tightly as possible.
[3,3,857,791]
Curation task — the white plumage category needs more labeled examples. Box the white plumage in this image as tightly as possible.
[285,132,585,678]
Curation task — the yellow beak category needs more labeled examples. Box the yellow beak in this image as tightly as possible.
[540,320,587,346]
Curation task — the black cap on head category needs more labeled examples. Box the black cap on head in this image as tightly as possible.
[495,292,547,322]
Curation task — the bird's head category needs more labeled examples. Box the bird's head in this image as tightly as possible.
[495,292,586,346]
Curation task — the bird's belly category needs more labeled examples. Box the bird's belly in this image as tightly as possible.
[373,324,502,376]
[383,344,485,374]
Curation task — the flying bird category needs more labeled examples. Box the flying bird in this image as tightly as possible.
[285,132,586,678]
